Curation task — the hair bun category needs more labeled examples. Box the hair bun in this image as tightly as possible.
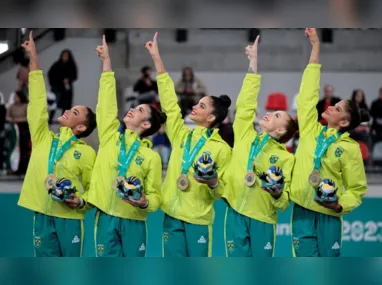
[360,109,370,123]
[159,112,167,124]
[219,95,231,108]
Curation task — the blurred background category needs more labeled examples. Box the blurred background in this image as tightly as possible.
[0,28,381,257]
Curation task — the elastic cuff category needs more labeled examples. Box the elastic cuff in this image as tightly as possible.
[101,71,115,77]
[29,70,43,76]
[156,72,169,80]
[306,63,322,68]
[246,73,261,79]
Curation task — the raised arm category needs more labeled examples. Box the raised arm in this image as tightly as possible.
[233,35,262,143]
[21,31,50,146]
[95,35,120,146]
[296,28,322,137]
[145,32,189,146]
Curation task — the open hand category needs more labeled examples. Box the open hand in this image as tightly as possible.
[21,31,36,56]
[305,28,319,45]
[123,191,149,209]
[144,32,160,57]
[261,186,283,199]
[193,174,219,189]
[96,35,110,61]
[314,197,342,212]
[64,195,82,209]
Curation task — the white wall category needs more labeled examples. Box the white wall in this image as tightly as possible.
[0,37,103,148]
[165,70,382,118]
[0,37,102,108]
[0,36,381,148]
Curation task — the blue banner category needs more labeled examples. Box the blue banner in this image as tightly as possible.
[0,194,381,257]
[0,258,381,285]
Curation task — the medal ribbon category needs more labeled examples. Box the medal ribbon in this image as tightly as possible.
[117,134,141,177]
[246,134,270,172]
[47,134,78,174]
[312,126,341,171]
[181,129,212,175]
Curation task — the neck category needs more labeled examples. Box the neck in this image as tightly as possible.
[326,123,341,131]
[196,122,211,129]
[69,127,80,137]
[262,129,280,141]
[124,124,144,137]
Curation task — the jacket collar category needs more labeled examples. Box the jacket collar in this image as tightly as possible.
[124,129,153,149]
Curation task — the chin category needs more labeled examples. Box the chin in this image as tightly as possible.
[57,116,66,125]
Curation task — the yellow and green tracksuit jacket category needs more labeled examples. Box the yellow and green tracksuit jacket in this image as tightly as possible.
[290,63,368,216]
[87,72,162,221]
[17,70,96,220]
[222,73,295,225]
[157,73,232,226]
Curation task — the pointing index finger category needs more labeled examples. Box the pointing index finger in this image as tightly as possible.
[153,32,158,43]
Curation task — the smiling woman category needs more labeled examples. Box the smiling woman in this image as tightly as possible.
[87,35,167,258]
[145,32,232,257]
[289,28,369,258]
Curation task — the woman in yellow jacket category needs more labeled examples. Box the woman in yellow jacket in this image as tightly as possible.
[290,28,369,257]
[17,32,97,257]
[223,36,298,257]
[145,33,232,257]
[88,36,167,257]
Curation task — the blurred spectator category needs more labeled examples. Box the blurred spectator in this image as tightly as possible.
[6,90,30,175]
[133,66,158,104]
[16,58,30,96]
[48,49,78,124]
[175,67,206,118]
[316,84,341,125]
[0,92,6,174]
[370,87,382,145]
[349,89,370,143]
[152,125,171,169]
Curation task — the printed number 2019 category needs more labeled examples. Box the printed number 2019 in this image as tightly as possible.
[342,221,382,242]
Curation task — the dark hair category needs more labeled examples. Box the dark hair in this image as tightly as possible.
[15,90,29,103]
[340,99,370,133]
[76,107,97,138]
[351,89,368,110]
[209,95,231,128]
[141,66,151,74]
[181,67,194,82]
[279,114,298,144]
[141,105,167,138]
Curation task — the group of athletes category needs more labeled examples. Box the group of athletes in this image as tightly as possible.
[17,28,368,258]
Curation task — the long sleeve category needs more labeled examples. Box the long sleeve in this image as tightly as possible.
[233,73,261,143]
[339,144,368,214]
[270,155,295,211]
[208,145,232,200]
[96,72,120,146]
[157,73,190,146]
[78,147,97,212]
[27,70,50,146]
[141,152,162,213]
[296,64,322,137]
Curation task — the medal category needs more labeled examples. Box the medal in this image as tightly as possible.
[244,171,256,187]
[177,174,189,191]
[44,174,57,190]
[113,176,125,191]
[309,170,321,187]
